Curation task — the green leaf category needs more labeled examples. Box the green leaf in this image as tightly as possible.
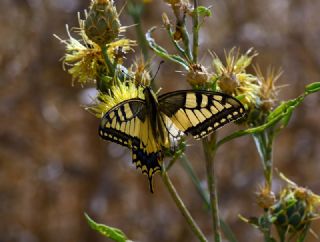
[305,81,320,94]
[146,27,190,70]
[85,213,128,242]
[194,6,212,17]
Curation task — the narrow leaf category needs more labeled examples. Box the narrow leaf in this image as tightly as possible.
[146,27,190,70]
[305,82,320,94]
[85,213,128,242]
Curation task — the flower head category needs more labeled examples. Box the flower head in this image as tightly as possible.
[254,65,282,112]
[270,173,320,239]
[54,24,103,85]
[186,64,210,87]
[55,13,135,86]
[256,185,276,209]
[212,48,260,110]
[85,0,122,46]
[87,81,145,118]
[129,57,152,86]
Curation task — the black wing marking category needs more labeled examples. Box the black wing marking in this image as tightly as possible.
[99,98,162,192]
[158,90,245,139]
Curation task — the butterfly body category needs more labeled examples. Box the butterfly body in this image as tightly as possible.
[143,87,168,147]
[99,86,245,192]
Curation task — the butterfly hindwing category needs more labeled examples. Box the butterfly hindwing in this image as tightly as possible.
[160,114,184,149]
[158,90,245,139]
[99,99,162,192]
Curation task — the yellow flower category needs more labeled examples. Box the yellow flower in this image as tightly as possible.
[54,24,103,85]
[86,81,145,118]
[107,39,136,64]
[212,48,260,109]
[55,14,135,86]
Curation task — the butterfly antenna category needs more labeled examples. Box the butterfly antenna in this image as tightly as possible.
[151,60,165,83]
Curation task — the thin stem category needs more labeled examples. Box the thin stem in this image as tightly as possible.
[101,46,115,77]
[173,7,192,60]
[202,134,221,242]
[161,169,208,242]
[192,0,200,63]
[165,27,189,60]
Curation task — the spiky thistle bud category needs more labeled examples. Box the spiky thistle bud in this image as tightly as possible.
[85,0,121,46]
[270,173,320,239]
[162,13,171,28]
[271,189,309,234]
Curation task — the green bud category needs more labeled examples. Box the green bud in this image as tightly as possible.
[85,0,121,46]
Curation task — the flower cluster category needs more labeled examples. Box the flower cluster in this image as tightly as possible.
[55,0,146,113]
[247,174,320,240]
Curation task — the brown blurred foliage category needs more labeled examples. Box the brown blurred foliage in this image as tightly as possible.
[0,0,320,241]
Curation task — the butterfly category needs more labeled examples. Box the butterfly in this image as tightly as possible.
[99,86,245,192]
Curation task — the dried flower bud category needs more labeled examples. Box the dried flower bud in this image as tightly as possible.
[131,58,152,86]
[85,0,121,46]
[254,65,282,113]
[186,64,209,86]
[162,13,171,28]
[173,25,183,41]
[256,186,276,209]
[212,48,260,109]
[218,74,239,94]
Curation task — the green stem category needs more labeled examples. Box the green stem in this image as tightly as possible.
[252,130,274,190]
[202,134,221,242]
[192,0,199,63]
[101,46,115,77]
[173,7,192,61]
[161,169,208,242]
[166,27,189,61]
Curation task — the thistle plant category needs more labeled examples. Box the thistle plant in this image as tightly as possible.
[56,0,320,241]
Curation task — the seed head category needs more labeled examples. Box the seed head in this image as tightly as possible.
[186,64,209,87]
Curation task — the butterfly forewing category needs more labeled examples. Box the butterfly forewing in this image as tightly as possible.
[158,90,245,140]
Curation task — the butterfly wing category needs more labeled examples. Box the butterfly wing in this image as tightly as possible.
[160,114,184,149]
[99,99,162,192]
[158,90,245,139]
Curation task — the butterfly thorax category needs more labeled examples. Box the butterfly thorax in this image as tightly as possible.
[143,87,167,146]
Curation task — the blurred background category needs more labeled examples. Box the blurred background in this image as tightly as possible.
[1,0,320,241]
